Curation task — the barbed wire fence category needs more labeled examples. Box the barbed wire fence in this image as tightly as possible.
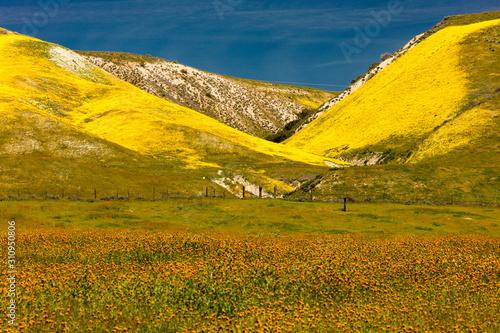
[2,186,499,208]
[284,188,500,207]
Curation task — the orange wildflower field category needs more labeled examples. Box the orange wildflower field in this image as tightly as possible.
[2,227,500,332]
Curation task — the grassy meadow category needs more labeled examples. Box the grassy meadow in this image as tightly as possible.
[1,199,499,235]
[1,199,499,332]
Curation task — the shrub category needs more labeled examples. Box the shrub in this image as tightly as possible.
[266,130,293,143]
[351,74,364,85]
[367,62,381,72]
[283,119,300,131]
[380,52,392,61]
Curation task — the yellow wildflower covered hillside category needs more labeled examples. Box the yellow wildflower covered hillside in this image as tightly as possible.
[285,19,500,163]
[0,31,343,171]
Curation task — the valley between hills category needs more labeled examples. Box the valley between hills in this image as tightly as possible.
[0,11,499,201]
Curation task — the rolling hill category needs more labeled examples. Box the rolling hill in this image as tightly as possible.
[286,17,500,164]
[0,28,344,197]
[294,11,500,137]
[76,51,337,138]
[284,13,500,200]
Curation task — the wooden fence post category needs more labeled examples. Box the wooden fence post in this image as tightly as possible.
[310,189,313,201]
[242,186,245,199]
[94,188,97,200]
[206,187,208,198]
[274,186,277,199]
[343,198,347,212]
[223,191,225,199]
[259,185,262,198]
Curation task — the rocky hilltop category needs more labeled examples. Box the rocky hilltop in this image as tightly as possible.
[78,51,337,138]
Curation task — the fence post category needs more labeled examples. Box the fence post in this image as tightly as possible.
[274,186,277,199]
[153,187,156,200]
[242,186,245,199]
[310,189,313,201]
[62,189,64,199]
[45,190,48,200]
[213,189,216,197]
[259,186,262,198]
[94,189,97,200]
[206,187,208,198]
[343,198,347,212]
[223,191,225,199]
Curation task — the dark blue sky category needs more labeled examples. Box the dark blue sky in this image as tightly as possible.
[1,0,499,90]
